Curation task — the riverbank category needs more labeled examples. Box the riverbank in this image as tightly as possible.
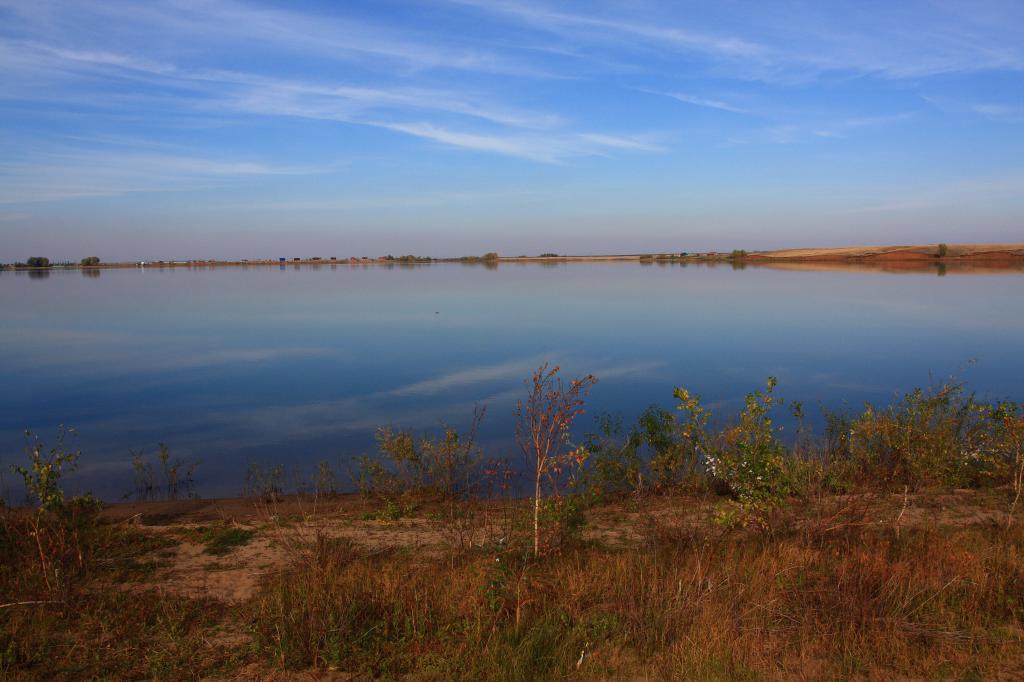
[4,374,1024,679]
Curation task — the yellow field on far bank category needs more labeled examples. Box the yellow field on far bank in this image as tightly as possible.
[751,242,1024,260]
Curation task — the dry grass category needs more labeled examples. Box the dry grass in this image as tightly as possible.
[244,503,1024,680]
[753,243,1024,259]
[3,489,1024,679]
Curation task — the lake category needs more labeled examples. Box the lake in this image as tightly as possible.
[2,261,1023,501]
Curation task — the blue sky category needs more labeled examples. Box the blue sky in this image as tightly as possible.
[1,0,1022,260]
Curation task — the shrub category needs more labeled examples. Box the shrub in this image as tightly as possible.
[937,243,948,258]
[6,428,104,599]
[25,257,50,268]
[482,252,499,261]
[244,462,287,500]
[845,383,1001,489]
[358,407,486,500]
[313,460,337,496]
[80,256,100,266]
[999,403,1024,525]
[641,404,700,490]
[13,427,85,511]
[581,404,709,498]
[581,413,642,498]
[704,378,794,528]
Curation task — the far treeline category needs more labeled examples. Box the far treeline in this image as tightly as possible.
[3,256,102,269]
[9,244,1020,270]
[0,251,718,269]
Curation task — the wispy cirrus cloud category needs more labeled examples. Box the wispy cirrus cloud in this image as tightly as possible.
[922,94,1024,123]
[726,112,914,146]
[0,29,659,165]
[1,0,1022,251]
[0,146,325,203]
[450,0,1024,82]
[368,121,662,162]
[0,0,551,78]
[662,92,750,114]
[449,0,765,60]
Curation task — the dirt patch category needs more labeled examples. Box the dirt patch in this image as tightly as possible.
[119,489,1016,604]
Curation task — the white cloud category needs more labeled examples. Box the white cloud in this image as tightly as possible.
[371,121,661,162]
[664,93,748,114]
[729,112,913,145]
[0,33,661,165]
[450,0,1024,82]
[0,147,324,203]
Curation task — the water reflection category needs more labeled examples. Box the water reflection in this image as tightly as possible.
[1,262,1022,499]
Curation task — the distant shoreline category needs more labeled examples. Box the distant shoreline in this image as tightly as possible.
[4,242,1023,271]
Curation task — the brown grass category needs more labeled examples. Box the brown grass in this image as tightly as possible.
[4,489,1024,680]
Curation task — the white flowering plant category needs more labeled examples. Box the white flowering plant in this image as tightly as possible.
[675,377,794,529]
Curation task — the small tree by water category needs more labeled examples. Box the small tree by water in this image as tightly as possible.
[515,364,597,556]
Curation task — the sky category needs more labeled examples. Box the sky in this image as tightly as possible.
[1,0,1022,260]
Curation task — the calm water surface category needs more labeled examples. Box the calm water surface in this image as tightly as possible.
[2,262,1023,500]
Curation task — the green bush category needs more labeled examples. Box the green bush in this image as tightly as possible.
[845,383,1003,489]
[581,414,642,498]
[703,378,794,528]
[80,256,101,266]
[358,408,485,500]
[7,427,104,599]
[641,404,700,489]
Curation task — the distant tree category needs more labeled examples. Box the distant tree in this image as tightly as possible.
[937,243,949,258]
[26,257,50,268]
[482,252,499,261]
[539,253,559,258]
[80,256,101,266]
[729,249,748,260]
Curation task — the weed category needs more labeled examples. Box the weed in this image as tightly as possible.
[201,525,255,556]
[244,462,286,501]
[130,443,200,501]
[361,498,413,522]
[358,406,486,500]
